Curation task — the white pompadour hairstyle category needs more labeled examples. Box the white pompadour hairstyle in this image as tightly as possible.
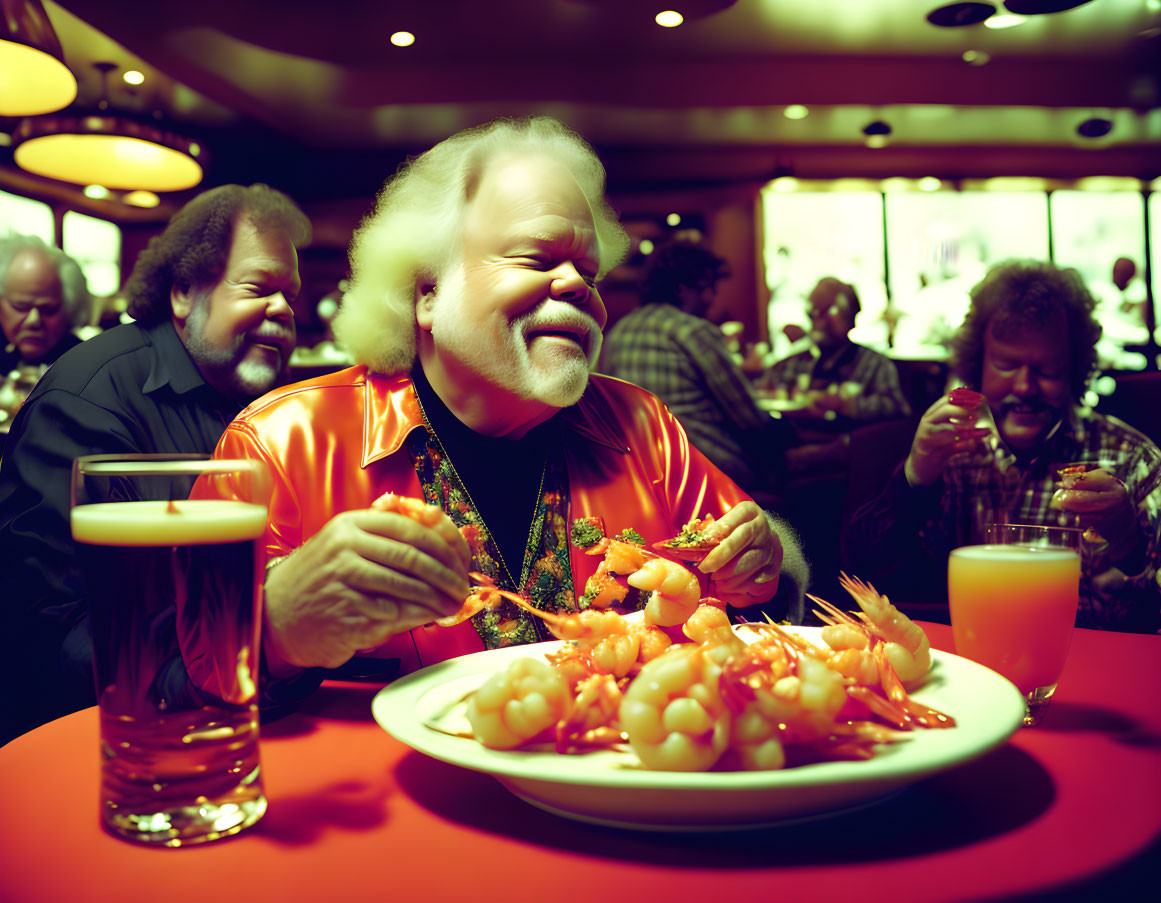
[333,116,629,375]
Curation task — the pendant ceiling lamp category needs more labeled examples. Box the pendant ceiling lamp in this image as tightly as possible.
[12,61,206,192]
[0,0,77,115]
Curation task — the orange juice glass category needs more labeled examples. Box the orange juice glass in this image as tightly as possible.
[948,525,1081,727]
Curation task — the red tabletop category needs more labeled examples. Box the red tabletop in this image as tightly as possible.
[2,623,1159,903]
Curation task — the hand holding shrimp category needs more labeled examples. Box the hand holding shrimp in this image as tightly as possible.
[263,502,471,670]
[1051,466,1139,558]
[696,501,782,605]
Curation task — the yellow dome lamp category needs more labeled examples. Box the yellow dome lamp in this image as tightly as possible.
[0,0,78,115]
[13,61,206,192]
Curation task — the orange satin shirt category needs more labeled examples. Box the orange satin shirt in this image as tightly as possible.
[208,367,752,674]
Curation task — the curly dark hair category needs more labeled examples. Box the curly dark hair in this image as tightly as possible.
[951,260,1101,402]
[125,184,311,324]
[640,243,729,306]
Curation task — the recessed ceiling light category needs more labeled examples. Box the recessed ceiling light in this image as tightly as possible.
[925,2,997,28]
[82,184,110,199]
[984,13,1026,28]
[783,104,809,120]
[123,189,160,208]
[1003,1,1094,14]
[122,70,144,85]
[638,239,655,255]
[1076,117,1113,138]
[390,31,415,47]
[655,11,684,27]
[666,213,682,226]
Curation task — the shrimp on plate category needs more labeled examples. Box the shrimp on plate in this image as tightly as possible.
[554,673,624,752]
[627,557,703,627]
[814,573,932,687]
[618,643,731,772]
[465,657,571,750]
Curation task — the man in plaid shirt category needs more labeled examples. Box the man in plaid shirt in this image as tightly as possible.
[845,260,1160,633]
[600,243,788,509]
[757,277,911,423]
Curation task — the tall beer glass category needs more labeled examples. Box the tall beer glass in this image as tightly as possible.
[948,524,1081,727]
[70,455,270,846]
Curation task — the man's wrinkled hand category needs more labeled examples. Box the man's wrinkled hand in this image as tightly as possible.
[904,394,992,487]
[697,501,782,605]
[1051,467,1139,561]
[263,507,471,671]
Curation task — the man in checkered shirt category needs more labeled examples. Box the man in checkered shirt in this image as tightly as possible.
[845,260,1160,633]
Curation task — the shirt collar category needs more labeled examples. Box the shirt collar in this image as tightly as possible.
[142,319,212,396]
[360,370,629,467]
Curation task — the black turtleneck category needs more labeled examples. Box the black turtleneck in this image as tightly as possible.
[410,365,554,583]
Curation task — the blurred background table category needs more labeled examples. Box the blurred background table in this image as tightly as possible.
[1,624,1158,903]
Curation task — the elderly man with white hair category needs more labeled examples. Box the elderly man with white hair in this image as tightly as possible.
[0,235,91,375]
[202,117,807,687]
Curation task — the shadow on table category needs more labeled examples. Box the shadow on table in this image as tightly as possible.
[1038,701,1161,748]
[260,683,387,739]
[394,743,1054,866]
[254,772,394,846]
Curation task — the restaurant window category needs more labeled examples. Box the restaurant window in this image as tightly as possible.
[1051,190,1148,370]
[62,211,122,306]
[884,190,1049,359]
[0,189,54,243]
[760,186,886,360]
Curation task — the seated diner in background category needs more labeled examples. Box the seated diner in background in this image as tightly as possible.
[599,241,790,510]
[757,277,911,424]
[196,116,809,702]
[0,236,92,426]
[0,184,311,744]
[843,259,1161,634]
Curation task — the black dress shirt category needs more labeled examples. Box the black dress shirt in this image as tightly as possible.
[0,320,243,743]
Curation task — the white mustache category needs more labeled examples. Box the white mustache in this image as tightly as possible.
[248,326,294,346]
[518,305,601,358]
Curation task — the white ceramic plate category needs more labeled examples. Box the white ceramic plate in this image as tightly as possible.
[371,627,1025,831]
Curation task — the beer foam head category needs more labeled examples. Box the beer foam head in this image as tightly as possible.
[952,543,1078,561]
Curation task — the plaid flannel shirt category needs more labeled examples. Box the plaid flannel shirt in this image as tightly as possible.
[847,404,1161,633]
[759,341,911,421]
[598,304,775,494]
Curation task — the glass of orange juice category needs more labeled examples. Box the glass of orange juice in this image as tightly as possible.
[948,524,1081,727]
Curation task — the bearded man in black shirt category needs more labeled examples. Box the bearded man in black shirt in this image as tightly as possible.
[0,183,311,744]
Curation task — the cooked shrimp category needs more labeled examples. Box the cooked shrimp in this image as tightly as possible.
[627,557,702,627]
[719,634,845,768]
[555,673,624,752]
[465,657,571,749]
[630,621,673,667]
[580,563,629,609]
[618,643,731,772]
[370,491,445,527]
[588,537,653,575]
[838,573,931,685]
[811,595,880,686]
[681,602,732,643]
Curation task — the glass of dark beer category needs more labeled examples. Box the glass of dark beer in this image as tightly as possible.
[70,454,271,846]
